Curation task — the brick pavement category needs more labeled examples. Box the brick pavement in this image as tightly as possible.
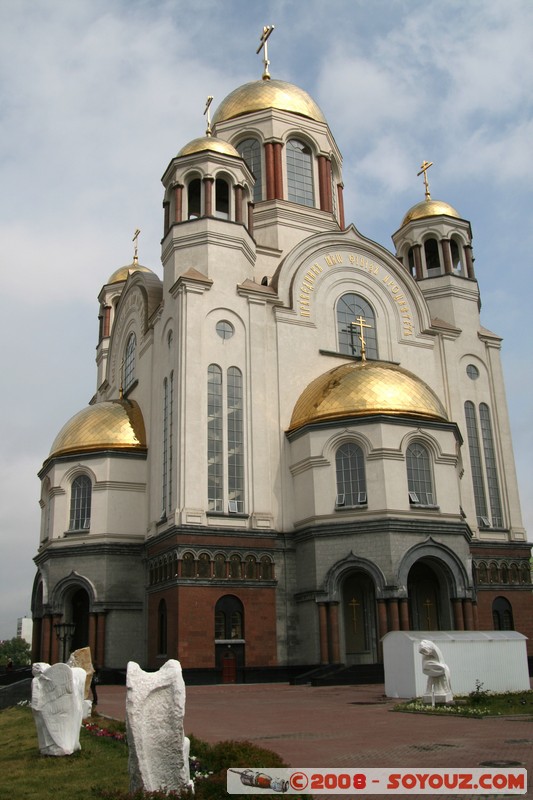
[97,682,532,798]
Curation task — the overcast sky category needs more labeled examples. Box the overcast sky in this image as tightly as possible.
[1,0,532,641]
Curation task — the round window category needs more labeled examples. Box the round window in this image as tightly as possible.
[216,320,234,340]
[466,364,479,380]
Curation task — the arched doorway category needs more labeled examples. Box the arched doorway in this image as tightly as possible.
[407,560,452,630]
[70,587,90,652]
[214,595,245,681]
[341,572,378,664]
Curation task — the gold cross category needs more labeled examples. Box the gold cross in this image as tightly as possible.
[417,160,433,200]
[132,228,140,265]
[348,597,360,633]
[256,25,275,80]
[423,597,433,627]
[204,95,213,136]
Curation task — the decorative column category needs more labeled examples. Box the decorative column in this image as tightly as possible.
[51,614,61,664]
[96,613,107,667]
[88,613,98,659]
[413,244,423,280]
[234,185,243,224]
[203,177,214,217]
[318,155,327,211]
[399,598,410,631]
[388,599,400,632]
[441,239,453,274]
[452,598,465,630]
[472,601,479,630]
[464,245,475,279]
[318,603,328,664]
[265,142,275,200]
[337,184,345,229]
[174,184,183,223]
[40,615,52,663]
[462,599,474,631]
[247,202,254,237]
[273,142,283,199]
[163,201,170,235]
[328,602,341,663]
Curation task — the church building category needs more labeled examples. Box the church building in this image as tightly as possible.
[31,36,531,682]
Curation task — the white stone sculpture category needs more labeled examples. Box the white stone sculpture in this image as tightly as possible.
[419,639,453,705]
[67,647,95,718]
[126,659,191,793]
[31,662,87,755]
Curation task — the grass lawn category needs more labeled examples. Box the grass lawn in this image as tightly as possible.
[394,689,533,718]
[1,705,299,800]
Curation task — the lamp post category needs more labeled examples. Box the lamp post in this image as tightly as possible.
[54,622,76,662]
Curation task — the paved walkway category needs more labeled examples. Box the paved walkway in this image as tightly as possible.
[97,682,532,798]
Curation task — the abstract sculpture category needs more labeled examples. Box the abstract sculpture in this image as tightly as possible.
[418,639,453,705]
[126,659,191,793]
[31,662,87,755]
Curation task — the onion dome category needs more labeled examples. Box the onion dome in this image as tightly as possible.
[177,135,241,158]
[49,399,147,459]
[288,361,447,433]
[107,262,155,285]
[212,79,327,125]
[401,198,460,227]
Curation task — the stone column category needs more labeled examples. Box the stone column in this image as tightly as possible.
[463,599,474,631]
[464,245,475,279]
[441,238,453,274]
[163,201,170,235]
[452,598,465,630]
[337,184,345,229]
[265,143,275,200]
[388,599,400,631]
[399,598,410,631]
[96,613,107,667]
[413,244,423,280]
[41,615,52,663]
[318,603,328,664]
[234,185,243,224]
[377,600,388,660]
[51,615,61,664]
[203,177,214,217]
[273,142,283,199]
[472,601,479,630]
[88,613,98,660]
[174,184,183,223]
[247,202,254,237]
[318,155,327,211]
[328,602,341,663]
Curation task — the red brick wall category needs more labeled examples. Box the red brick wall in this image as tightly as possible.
[475,589,533,656]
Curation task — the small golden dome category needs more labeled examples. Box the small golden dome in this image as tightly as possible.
[49,399,147,459]
[107,262,154,285]
[177,135,241,158]
[401,198,460,227]
[289,361,447,432]
[212,79,327,125]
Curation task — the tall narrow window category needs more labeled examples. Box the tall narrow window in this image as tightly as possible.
[286,139,314,207]
[162,373,174,516]
[464,401,490,526]
[208,365,224,511]
[238,138,262,202]
[479,403,502,527]
[69,475,92,530]
[208,364,245,513]
[335,443,367,506]
[123,333,136,392]
[406,443,434,506]
[188,178,201,218]
[336,294,378,359]
[215,179,229,219]
[424,238,441,275]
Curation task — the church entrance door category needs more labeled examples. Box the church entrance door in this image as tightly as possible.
[408,561,449,630]
[341,571,378,664]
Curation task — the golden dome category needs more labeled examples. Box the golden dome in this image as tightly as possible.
[107,262,154,285]
[401,198,460,227]
[212,79,327,125]
[289,361,448,432]
[177,135,241,158]
[49,399,147,459]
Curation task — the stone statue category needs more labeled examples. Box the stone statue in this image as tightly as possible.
[419,639,453,705]
[31,662,87,755]
[126,660,191,793]
[67,647,95,718]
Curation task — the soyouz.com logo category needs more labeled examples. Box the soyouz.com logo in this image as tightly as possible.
[227,767,527,794]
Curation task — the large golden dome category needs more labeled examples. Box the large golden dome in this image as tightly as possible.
[289,361,448,432]
[107,262,155,285]
[177,135,241,158]
[401,198,460,227]
[212,79,327,125]
[49,399,147,459]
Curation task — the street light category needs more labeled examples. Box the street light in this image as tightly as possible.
[54,622,76,662]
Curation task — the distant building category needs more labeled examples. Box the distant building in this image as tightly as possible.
[31,55,530,679]
[17,617,33,644]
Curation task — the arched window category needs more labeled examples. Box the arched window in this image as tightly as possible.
[336,294,378,359]
[479,403,502,527]
[158,599,167,655]
[188,178,201,218]
[424,238,441,275]
[406,442,434,506]
[260,556,273,580]
[69,475,92,530]
[181,552,195,578]
[214,553,226,579]
[245,555,256,580]
[465,401,502,528]
[286,139,314,207]
[229,554,242,579]
[123,333,136,392]
[492,597,514,631]
[214,595,244,640]
[215,178,229,219]
[198,553,211,578]
[207,364,245,513]
[238,138,262,202]
[335,443,367,507]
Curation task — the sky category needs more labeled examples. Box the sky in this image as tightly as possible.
[0,0,532,641]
